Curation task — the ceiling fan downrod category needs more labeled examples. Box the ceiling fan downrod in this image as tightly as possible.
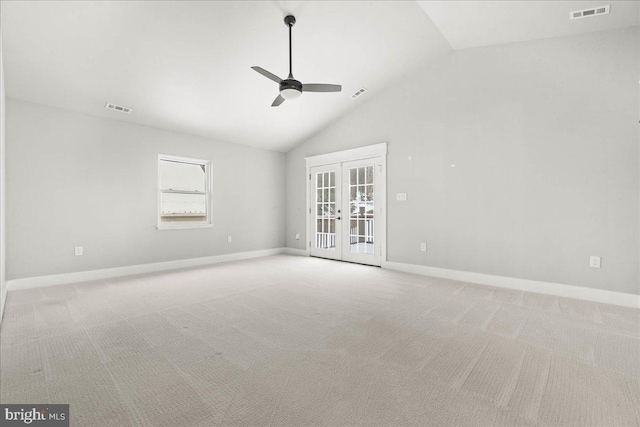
[285,15,295,79]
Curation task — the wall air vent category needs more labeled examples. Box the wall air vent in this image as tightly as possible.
[570,5,610,20]
[105,103,132,114]
[350,87,368,100]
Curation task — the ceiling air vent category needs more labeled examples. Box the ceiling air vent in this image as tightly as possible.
[350,87,367,100]
[105,102,132,114]
[570,5,610,20]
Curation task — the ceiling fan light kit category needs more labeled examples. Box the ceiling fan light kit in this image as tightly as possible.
[281,87,302,100]
[251,15,342,107]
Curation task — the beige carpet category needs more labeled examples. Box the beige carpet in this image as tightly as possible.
[1,254,638,427]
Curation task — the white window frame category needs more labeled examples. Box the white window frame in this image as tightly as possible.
[157,154,213,230]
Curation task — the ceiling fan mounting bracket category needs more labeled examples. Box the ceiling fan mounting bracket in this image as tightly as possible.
[284,15,296,27]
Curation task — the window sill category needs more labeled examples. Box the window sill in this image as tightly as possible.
[156,223,214,230]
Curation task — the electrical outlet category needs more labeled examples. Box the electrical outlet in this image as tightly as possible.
[295,233,300,240]
[589,256,601,268]
[227,236,232,243]
[420,243,427,252]
[75,246,83,256]
[397,193,407,201]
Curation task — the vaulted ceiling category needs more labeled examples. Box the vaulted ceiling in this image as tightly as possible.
[2,1,637,152]
[419,1,639,49]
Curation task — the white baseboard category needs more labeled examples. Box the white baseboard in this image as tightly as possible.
[284,247,309,256]
[7,249,638,309]
[7,248,287,291]
[0,283,7,325]
[383,261,640,309]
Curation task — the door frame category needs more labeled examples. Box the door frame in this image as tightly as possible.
[304,142,387,265]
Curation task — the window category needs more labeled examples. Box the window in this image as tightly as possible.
[158,154,212,229]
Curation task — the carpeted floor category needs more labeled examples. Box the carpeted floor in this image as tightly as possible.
[1,254,638,426]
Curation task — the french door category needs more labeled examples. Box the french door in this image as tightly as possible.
[309,157,384,266]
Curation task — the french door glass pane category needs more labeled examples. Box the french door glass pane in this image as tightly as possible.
[316,171,336,250]
[349,166,374,255]
[366,166,374,184]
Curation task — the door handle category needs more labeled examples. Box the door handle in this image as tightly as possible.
[336,216,341,220]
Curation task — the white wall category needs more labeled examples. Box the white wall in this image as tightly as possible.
[286,27,640,295]
[6,100,286,280]
[0,33,6,320]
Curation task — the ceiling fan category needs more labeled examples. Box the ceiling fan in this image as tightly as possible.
[251,15,342,107]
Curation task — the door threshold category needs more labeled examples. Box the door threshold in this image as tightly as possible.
[309,256,381,268]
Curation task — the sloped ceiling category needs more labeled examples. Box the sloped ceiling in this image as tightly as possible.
[2,1,637,152]
[418,1,639,49]
[0,1,451,152]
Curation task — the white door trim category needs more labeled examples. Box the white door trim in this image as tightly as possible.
[305,142,387,168]
[305,143,387,264]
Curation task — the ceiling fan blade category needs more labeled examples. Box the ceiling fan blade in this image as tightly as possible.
[302,83,342,93]
[271,94,285,107]
[251,66,283,83]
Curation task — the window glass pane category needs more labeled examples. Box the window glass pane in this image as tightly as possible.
[366,185,374,201]
[366,166,374,184]
[329,188,335,202]
[358,185,366,202]
[160,193,206,223]
[349,219,358,253]
[366,219,374,240]
[160,160,205,192]
[365,203,374,217]
[365,219,374,254]
[358,167,365,185]
[317,173,322,188]
[350,168,357,186]
[317,189,323,203]
[358,219,365,235]
[329,172,335,187]
[358,236,367,254]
